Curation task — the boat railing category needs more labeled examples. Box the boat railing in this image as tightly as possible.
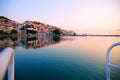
[106,42,120,80]
[0,47,14,80]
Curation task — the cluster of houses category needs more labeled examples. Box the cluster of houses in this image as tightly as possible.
[0,16,76,37]
[19,21,57,37]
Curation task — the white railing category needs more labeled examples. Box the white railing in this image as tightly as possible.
[106,42,120,80]
[0,47,14,80]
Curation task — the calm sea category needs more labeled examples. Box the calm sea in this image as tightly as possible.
[2,36,120,80]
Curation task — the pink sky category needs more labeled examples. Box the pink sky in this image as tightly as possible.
[0,0,120,34]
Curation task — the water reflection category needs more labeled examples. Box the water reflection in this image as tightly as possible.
[1,36,120,80]
[0,36,18,51]
[0,36,74,50]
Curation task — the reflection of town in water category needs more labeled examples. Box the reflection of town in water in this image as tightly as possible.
[0,36,75,51]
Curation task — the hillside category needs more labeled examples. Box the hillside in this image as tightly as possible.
[0,16,74,35]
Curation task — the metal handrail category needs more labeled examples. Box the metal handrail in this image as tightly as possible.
[0,47,14,80]
[106,42,120,80]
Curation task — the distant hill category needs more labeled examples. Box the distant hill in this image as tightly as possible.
[0,16,11,21]
[0,16,18,28]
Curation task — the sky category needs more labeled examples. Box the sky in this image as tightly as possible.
[0,0,120,34]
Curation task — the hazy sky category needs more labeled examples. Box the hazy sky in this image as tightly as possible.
[0,0,120,34]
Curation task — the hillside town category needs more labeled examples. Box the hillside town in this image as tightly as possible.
[0,16,76,37]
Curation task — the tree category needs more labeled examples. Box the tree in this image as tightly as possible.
[0,30,4,34]
[27,30,37,34]
[73,32,77,36]
[10,29,17,34]
[53,29,61,36]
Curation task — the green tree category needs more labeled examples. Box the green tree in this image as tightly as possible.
[53,29,61,36]
[0,30,4,34]
[10,29,17,34]
[27,30,37,34]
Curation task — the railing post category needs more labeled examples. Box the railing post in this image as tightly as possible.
[106,42,120,80]
[8,51,14,80]
[0,47,14,80]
